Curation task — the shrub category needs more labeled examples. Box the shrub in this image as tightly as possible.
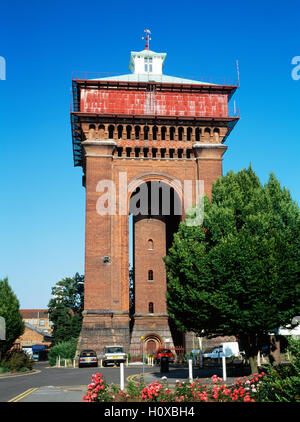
[257,337,300,402]
[0,351,33,372]
[140,380,172,402]
[83,372,112,402]
[48,338,78,366]
[82,372,266,402]
[126,377,146,400]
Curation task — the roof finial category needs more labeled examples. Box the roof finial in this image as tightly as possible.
[142,29,151,50]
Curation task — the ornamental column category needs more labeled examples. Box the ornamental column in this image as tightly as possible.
[193,143,227,199]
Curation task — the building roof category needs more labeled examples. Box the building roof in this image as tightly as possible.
[20,309,49,319]
[95,73,214,85]
[94,48,214,86]
[24,322,52,338]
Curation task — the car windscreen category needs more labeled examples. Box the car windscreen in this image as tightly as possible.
[105,347,123,353]
[80,351,96,357]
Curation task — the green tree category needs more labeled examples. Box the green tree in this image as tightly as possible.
[48,338,78,366]
[48,273,84,344]
[257,337,300,402]
[164,167,300,374]
[0,278,24,356]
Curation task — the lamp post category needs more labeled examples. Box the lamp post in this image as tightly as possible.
[141,336,145,378]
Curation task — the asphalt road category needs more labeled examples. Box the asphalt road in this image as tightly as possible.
[0,361,252,402]
[0,361,155,402]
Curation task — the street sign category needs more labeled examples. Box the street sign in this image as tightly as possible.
[0,317,6,341]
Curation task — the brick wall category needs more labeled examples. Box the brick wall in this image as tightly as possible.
[81,89,228,117]
[134,215,167,315]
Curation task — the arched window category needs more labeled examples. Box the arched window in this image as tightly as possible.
[178,127,184,141]
[88,124,96,139]
[148,270,153,281]
[169,127,175,141]
[149,302,154,313]
[126,125,132,140]
[144,126,149,140]
[187,127,192,141]
[213,128,220,142]
[98,124,105,140]
[117,125,123,140]
[204,128,211,139]
[195,127,201,142]
[161,126,167,141]
[148,239,154,250]
[108,125,114,139]
[152,126,158,141]
[135,126,141,140]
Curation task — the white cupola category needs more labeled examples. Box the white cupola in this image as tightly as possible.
[129,50,166,75]
[129,29,166,75]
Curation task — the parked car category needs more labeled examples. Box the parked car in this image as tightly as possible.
[203,347,223,359]
[100,346,126,367]
[154,348,174,364]
[203,342,240,359]
[32,353,39,362]
[78,349,98,368]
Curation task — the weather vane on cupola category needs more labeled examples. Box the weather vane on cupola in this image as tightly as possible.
[142,29,151,50]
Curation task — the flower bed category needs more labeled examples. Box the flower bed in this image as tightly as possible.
[82,372,266,402]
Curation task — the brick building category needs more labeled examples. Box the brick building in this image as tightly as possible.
[16,309,52,350]
[19,309,52,332]
[71,35,239,355]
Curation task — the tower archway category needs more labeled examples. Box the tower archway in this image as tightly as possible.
[144,333,164,354]
[128,178,181,352]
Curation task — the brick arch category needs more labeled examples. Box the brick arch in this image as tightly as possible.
[143,333,164,354]
[127,173,184,218]
[127,172,183,205]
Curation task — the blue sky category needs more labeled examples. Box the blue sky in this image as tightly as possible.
[0,0,299,309]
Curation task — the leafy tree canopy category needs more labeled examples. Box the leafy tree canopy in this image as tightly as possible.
[48,273,84,344]
[165,166,300,372]
[0,277,24,355]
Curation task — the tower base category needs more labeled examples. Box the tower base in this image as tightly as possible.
[129,314,174,355]
[77,311,130,355]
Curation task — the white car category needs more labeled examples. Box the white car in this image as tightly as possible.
[100,345,127,367]
[203,347,223,359]
[203,341,241,359]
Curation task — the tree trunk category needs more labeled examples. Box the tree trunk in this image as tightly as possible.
[269,334,281,365]
[249,355,258,374]
[238,333,261,374]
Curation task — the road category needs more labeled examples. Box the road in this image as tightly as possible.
[0,361,250,402]
[0,361,154,402]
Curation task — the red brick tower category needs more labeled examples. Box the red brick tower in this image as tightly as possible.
[71,37,239,354]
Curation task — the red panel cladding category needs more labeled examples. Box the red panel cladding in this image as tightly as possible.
[81,89,228,117]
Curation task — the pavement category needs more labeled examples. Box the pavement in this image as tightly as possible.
[12,385,87,402]
[16,364,252,402]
